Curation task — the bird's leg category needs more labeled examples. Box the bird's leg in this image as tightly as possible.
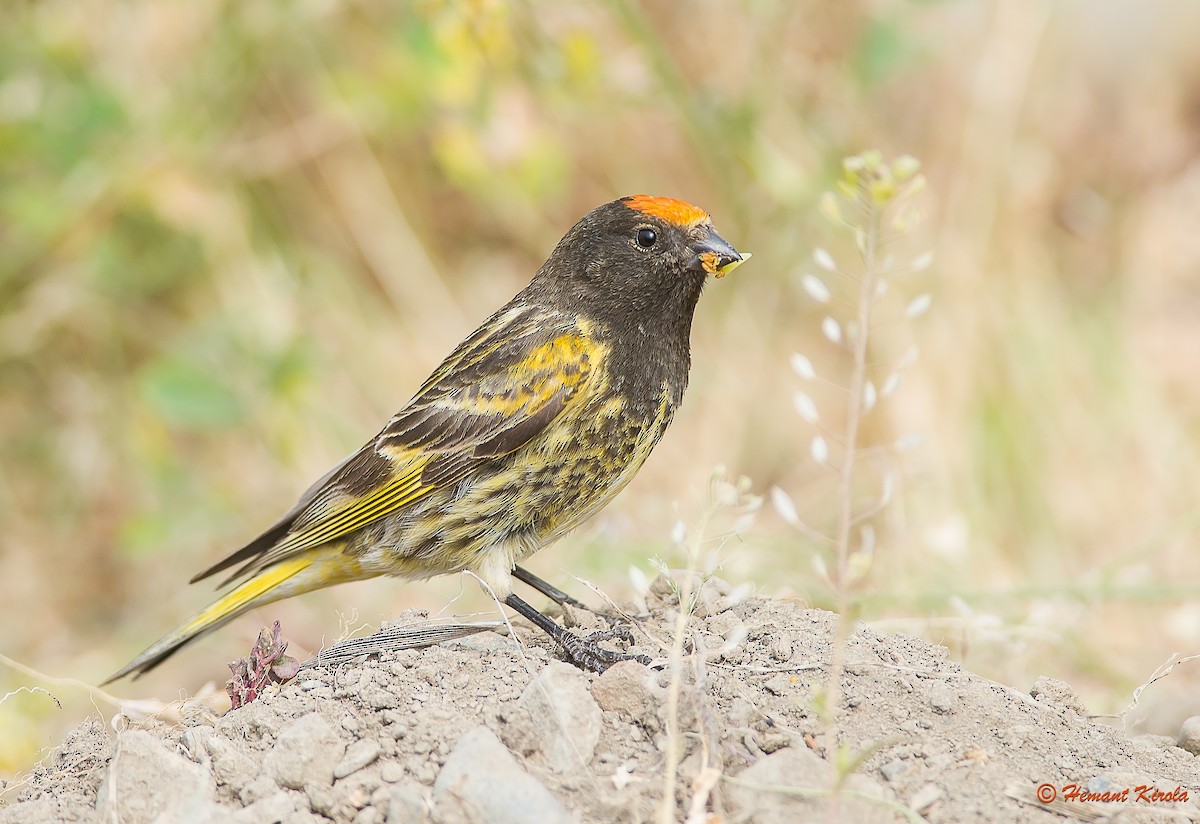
[512,566,592,612]
[503,593,650,673]
[511,565,637,634]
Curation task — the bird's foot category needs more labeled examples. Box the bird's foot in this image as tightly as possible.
[556,630,651,674]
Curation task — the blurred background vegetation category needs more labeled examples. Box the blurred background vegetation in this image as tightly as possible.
[4,0,1200,780]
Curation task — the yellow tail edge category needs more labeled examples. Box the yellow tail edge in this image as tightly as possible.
[103,554,317,685]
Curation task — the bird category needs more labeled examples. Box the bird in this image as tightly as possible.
[104,194,746,683]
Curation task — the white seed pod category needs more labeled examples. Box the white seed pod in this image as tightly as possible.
[770,486,800,527]
[862,381,877,413]
[910,251,934,272]
[895,433,923,452]
[821,316,842,344]
[801,274,831,304]
[671,520,688,544]
[905,293,933,318]
[793,391,820,423]
[811,554,829,583]
[813,247,837,272]
[881,371,902,398]
[879,473,895,507]
[896,344,919,370]
[790,353,816,380]
[628,565,650,596]
[810,435,829,464]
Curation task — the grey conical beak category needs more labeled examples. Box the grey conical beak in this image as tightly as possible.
[687,225,749,278]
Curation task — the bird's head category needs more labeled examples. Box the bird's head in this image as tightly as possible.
[534,195,748,326]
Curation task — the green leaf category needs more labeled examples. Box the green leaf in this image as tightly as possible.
[139,357,243,430]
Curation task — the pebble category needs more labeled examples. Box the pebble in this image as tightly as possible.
[306,785,336,817]
[929,682,956,715]
[880,760,909,782]
[379,762,405,783]
[1029,676,1088,716]
[517,662,602,773]
[432,727,571,824]
[910,783,944,813]
[205,733,259,793]
[231,790,295,824]
[725,746,895,824]
[95,730,222,823]
[1177,716,1200,755]
[335,740,382,779]
[264,713,346,790]
[387,783,428,822]
[590,660,657,727]
[239,776,279,806]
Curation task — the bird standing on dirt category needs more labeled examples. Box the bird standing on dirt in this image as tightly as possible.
[105,195,746,683]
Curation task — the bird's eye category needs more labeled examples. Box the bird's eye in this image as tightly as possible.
[635,227,657,249]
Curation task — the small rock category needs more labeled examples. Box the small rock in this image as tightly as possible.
[205,733,260,793]
[880,760,909,782]
[335,740,382,779]
[517,662,602,773]
[1029,676,1088,716]
[432,727,571,824]
[1177,716,1200,755]
[759,731,791,753]
[182,701,220,728]
[387,782,428,822]
[926,753,955,771]
[239,776,279,806]
[352,806,379,824]
[929,682,956,715]
[725,746,894,824]
[180,727,211,763]
[95,730,220,824]
[380,762,406,783]
[494,705,541,757]
[265,713,346,791]
[707,610,742,637]
[364,688,397,709]
[1084,775,1118,794]
[306,785,336,816]
[770,636,794,662]
[590,660,658,729]
[763,673,799,697]
[910,783,944,813]
[231,790,296,824]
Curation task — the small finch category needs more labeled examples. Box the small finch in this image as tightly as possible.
[105,195,746,682]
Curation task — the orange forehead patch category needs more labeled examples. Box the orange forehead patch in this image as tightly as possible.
[623,195,709,227]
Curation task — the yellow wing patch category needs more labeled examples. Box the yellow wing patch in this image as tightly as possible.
[269,457,431,555]
[501,333,591,412]
[623,194,709,227]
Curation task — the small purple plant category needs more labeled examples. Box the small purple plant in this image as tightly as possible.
[226,621,300,709]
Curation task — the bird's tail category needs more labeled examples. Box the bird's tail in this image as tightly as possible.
[103,551,350,684]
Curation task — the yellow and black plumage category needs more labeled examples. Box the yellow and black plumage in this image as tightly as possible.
[105,194,745,682]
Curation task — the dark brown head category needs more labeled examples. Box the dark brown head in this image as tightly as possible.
[528,195,745,340]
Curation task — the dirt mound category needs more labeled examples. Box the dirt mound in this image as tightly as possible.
[4,575,1199,823]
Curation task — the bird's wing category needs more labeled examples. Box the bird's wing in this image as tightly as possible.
[192,304,597,585]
